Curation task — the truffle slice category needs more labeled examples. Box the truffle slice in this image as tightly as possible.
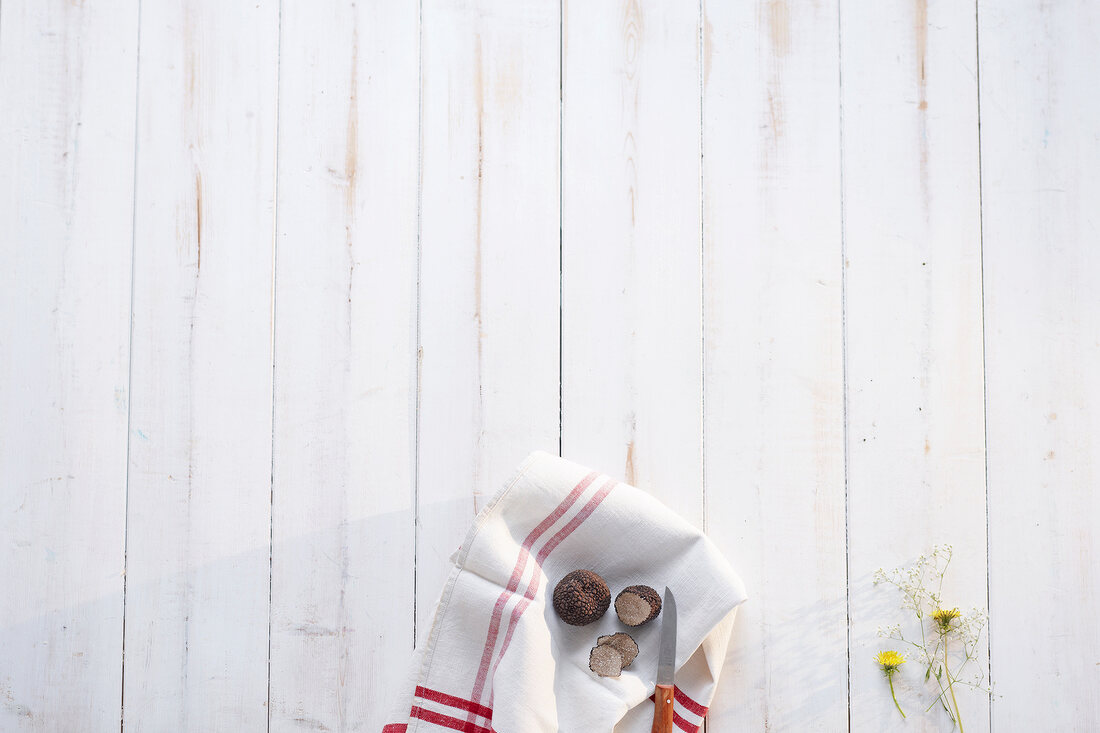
[553,570,611,626]
[589,643,624,678]
[597,632,639,668]
[614,585,662,627]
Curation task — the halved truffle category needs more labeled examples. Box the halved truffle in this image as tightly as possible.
[614,585,662,627]
[589,643,624,678]
[597,632,639,668]
[553,570,611,626]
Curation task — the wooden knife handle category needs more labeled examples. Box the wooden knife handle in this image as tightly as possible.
[650,684,675,733]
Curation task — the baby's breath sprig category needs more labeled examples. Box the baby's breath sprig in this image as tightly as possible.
[873,545,991,731]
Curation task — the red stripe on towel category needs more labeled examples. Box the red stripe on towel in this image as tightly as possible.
[381,725,407,733]
[673,708,700,733]
[647,691,709,729]
[414,686,493,721]
[674,686,709,717]
[486,479,618,702]
[410,705,492,733]
[468,471,599,709]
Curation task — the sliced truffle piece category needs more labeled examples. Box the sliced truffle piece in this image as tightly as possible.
[614,584,662,627]
[597,632,639,668]
[589,643,624,678]
[553,570,611,626]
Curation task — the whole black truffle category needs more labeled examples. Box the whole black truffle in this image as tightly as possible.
[614,584,662,627]
[553,570,611,626]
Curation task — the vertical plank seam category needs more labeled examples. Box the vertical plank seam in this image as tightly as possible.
[558,0,564,459]
[119,2,145,728]
[413,0,426,649]
[974,0,993,729]
[698,0,707,540]
[836,0,852,729]
[266,0,285,730]
[698,5,708,726]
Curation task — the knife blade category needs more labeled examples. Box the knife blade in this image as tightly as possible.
[650,587,677,733]
[656,587,677,684]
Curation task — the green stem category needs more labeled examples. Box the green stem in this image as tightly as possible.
[924,679,954,721]
[944,635,964,733]
[888,673,906,719]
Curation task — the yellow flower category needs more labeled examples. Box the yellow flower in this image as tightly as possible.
[875,650,906,673]
[933,607,961,631]
[876,651,907,718]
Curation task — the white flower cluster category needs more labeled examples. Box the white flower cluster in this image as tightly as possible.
[873,544,993,698]
[873,544,954,617]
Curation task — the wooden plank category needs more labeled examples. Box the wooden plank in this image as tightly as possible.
[268,1,420,730]
[701,0,848,729]
[0,2,137,729]
[121,1,278,728]
[416,0,561,635]
[841,0,989,730]
[979,0,1100,727]
[561,0,703,525]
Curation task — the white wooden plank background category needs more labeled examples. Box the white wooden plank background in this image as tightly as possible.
[979,0,1100,728]
[702,1,848,729]
[417,0,561,641]
[842,0,990,731]
[123,1,278,729]
[0,1,137,728]
[1,0,1097,731]
[269,1,418,730]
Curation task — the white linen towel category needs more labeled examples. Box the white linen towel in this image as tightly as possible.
[384,450,747,733]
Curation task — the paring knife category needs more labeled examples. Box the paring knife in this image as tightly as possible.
[650,587,677,733]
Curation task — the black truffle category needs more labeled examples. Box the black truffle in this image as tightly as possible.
[589,643,624,678]
[614,584,662,627]
[597,632,639,668]
[553,570,611,626]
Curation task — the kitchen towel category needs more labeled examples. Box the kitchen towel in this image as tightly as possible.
[383,450,747,733]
